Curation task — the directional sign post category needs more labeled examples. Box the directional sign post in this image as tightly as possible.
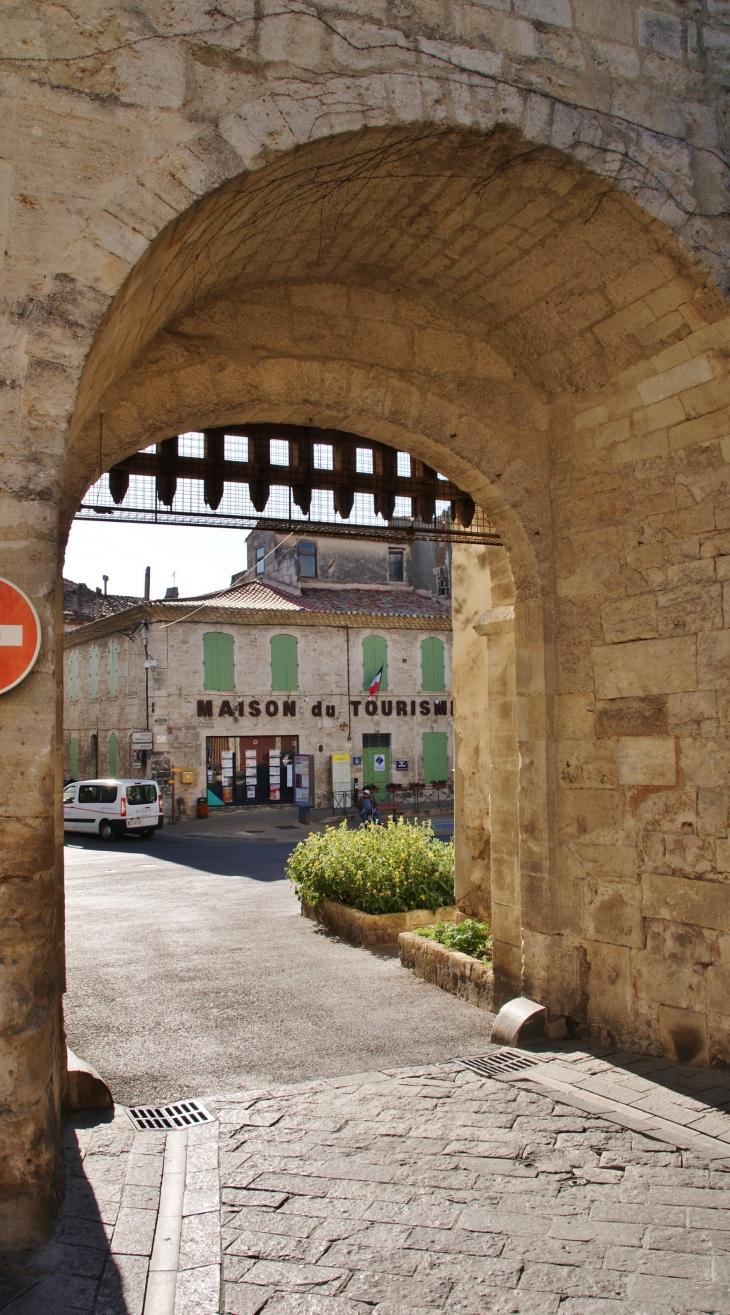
[0,577,41,695]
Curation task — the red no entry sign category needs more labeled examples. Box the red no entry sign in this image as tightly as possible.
[0,577,42,695]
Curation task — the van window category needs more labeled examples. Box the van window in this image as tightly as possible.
[63,785,75,804]
[78,784,118,804]
[127,784,157,805]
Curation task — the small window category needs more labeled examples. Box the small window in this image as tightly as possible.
[63,785,76,804]
[89,646,99,699]
[203,632,235,691]
[69,651,79,702]
[78,784,100,803]
[298,542,317,578]
[99,785,118,803]
[356,448,373,474]
[421,637,445,692]
[422,731,448,784]
[313,444,333,470]
[225,434,248,462]
[127,784,157,804]
[255,546,266,576]
[178,431,204,457]
[108,640,118,697]
[271,634,298,691]
[363,635,388,692]
[397,452,411,477]
[270,439,289,466]
[388,549,404,583]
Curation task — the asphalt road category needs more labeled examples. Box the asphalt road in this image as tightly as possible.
[63,824,491,1107]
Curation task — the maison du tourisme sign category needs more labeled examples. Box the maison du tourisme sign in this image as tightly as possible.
[196,696,454,719]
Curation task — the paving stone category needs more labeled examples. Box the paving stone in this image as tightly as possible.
[95,1253,149,1315]
[343,1270,453,1305]
[178,1209,222,1269]
[222,1283,272,1314]
[109,1206,157,1256]
[626,1273,730,1312]
[223,1188,290,1208]
[459,1206,552,1236]
[173,1263,221,1315]
[242,1260,347,1293]
[227,1208,321,1239]
[323,1242,419,1276]
[262,1295,371,1314]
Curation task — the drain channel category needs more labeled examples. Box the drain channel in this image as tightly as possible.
[459,1049,542,1079]
[126,1098,215,1131]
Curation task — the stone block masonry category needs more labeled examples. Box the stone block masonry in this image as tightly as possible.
[4,0,730,1253]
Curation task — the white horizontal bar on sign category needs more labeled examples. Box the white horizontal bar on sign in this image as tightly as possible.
[0,625,23,646]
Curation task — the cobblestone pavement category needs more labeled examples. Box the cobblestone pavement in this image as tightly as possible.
[5,1048,730,1314]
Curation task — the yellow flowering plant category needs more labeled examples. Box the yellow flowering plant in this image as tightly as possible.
[287,818,454,915]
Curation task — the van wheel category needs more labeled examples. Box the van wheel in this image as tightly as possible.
[99,820,115,842]
[137,828,154,839]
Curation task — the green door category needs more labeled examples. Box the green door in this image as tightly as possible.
[362,744,390,801]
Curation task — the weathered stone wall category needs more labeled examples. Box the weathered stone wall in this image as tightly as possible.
[3,0,730,1250]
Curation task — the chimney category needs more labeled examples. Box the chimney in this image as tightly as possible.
[103,574,108,595]
[144,566,150,601]
[165,586,179,599]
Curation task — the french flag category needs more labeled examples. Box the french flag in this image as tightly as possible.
[368,664,384,697]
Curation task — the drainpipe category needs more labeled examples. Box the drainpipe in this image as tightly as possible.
[346,626,351,743]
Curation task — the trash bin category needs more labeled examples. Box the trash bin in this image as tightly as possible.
[197,796,208,819]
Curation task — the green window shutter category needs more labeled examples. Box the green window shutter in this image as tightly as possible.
[70,651,78,702]
[422,731,448,783]
[362,635,388,692]
[270,634,298,691]
[421,637,445,692]
[69,737,79,778]
[108,733,119,777]
[203,632,235,691]
[108,640,118,697]
[89,646,99,699]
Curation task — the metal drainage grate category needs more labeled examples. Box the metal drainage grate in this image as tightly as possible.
[458,1049,542,1079]
[126,1099,215,1131]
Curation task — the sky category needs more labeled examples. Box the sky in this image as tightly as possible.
[63,521,250,600]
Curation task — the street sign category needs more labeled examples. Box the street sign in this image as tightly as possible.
[131,731,153,748]
[0,577,41,695]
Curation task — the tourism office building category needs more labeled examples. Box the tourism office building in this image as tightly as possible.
[63,577,453,814]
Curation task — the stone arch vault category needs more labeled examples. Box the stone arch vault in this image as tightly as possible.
[2,0,730,1250]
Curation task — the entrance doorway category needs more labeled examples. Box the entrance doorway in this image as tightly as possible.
[206,735,298,805]
[362,733,390,802]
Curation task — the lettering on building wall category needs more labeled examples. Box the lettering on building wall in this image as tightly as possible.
[197,697,454,719]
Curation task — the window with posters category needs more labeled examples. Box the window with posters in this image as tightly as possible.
[206,735,298,805]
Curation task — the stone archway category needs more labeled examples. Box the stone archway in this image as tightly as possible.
[4,117,730,1249]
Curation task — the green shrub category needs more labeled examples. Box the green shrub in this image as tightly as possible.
[415,917,492,963]
[287,818,454,916]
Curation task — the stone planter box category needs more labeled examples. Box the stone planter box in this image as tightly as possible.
[301,899,457,947]
[398,930,494,1011]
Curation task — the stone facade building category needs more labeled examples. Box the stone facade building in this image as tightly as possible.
[63,549,453,812]
[5,0,730,1251]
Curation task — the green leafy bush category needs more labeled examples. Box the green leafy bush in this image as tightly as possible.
[287,818,454,916]
[415,918,492,963]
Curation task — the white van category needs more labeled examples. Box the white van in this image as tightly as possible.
[63,779,163,841]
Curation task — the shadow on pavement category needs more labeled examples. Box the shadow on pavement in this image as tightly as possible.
[0,1113,128,1315]
[64,832,295,880]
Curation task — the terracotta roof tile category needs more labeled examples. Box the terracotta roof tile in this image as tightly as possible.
[162,579,450,618]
